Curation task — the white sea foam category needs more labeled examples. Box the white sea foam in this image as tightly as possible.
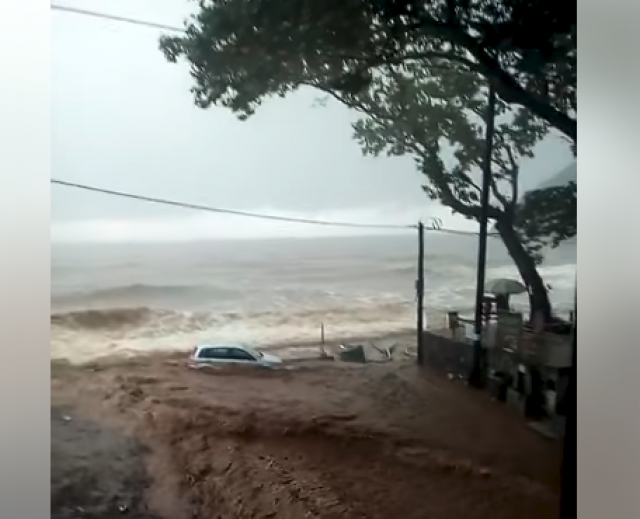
[51,235,576,363]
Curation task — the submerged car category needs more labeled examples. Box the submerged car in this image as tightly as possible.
[188,343,283,369]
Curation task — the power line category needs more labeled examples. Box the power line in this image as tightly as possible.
[51,4,186,33]
[51,179,493,236]
[51,179,417,231]
[50,4,496,238]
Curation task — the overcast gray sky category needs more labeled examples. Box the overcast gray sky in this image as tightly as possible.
[51,0,575,242]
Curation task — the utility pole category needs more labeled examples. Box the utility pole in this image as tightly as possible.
[469,84,497,388]
[416,221,425,365]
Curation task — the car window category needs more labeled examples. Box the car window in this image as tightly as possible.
[213,348,232,359]
[197,347,215,359]
[198,347,230,359]
[228,348,256,361]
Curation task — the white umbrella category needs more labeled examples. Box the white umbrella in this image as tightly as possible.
[485,278,527,295]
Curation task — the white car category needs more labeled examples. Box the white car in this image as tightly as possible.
[188,343,283,369]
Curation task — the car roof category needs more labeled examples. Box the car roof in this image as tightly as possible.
[195,343,251,350]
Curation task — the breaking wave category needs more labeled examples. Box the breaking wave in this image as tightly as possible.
[50,307,159,330]
[50,237,576,363]
[50,302,418,335]
[50,302,425,364]
[52,283,240,308]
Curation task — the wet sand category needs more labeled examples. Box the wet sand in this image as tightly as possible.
[51,353,562,519]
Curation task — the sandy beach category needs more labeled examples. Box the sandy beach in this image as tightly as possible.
[51,347,562,519]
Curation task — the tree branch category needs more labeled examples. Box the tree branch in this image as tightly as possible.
[374,50,482,73]
[304,82,502,222]
[329,49,481,74]
[435,177,502,220]
[459,172,481,192]
[505,145,520,207]
[397,19,577,140]
[408,142,503,221]
[490,173,510,212]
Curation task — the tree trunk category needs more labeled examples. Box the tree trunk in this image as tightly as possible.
[495,221,553,323]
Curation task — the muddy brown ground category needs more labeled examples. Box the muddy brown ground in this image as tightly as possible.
[51,407,160,519]
[51,355,563,519]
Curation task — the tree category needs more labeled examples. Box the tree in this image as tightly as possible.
[159,0,576,140]
[375,0,576,137]
[330,65,558,322]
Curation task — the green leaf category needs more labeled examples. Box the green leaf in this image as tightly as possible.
[158,0,577,138]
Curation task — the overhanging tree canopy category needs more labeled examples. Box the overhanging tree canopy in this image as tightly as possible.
[160,0,576,140]
[514,181,577,262]
[323,62,562,320]
[158,0,577,320]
